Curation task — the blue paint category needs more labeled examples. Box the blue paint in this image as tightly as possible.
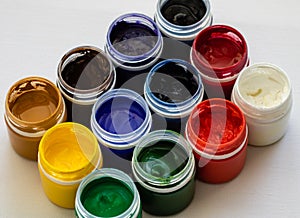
[91,89,152,161]
[95,97,146,135]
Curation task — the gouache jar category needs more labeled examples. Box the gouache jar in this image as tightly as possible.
[154,0,213,44]
[132,130,195,216]
[38,122,102,208]
[91,89,152,160]
[57,45,116,127]
[75,168,142,218]
[231,63,292,146]
[144,59,204,134]
[4,76,66,160]
[185,98,248,183]
[105,13,163,92]
[191,25,249,99]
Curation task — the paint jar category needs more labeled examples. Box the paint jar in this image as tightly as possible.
[38,122,102,208]
[191,25,249,99]
[231,63,292,146]
[185,98,248,183]
[105,13,163,93]
[154,0,213,44]
[144,59,204,134]
[57,45,115,128]
[75,168,142,218]
[132,130,195,216]
[4,76,66,161]
[91,89,152,160]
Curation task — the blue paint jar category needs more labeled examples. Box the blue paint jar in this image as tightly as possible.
[91,89,152,162]
[144,59,204,134]
[105,13,163,94]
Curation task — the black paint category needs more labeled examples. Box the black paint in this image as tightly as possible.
[61,49,110,90]
[161,0,207,26]
[149,61,198,103]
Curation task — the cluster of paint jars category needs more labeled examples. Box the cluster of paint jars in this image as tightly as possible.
[4,0,293,217]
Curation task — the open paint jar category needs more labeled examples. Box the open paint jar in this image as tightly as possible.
[154,0,213,44]
[57,45,115,128]
[105,13,163,93]
[231,63,292,146]
[191,25,249,99]
[144,59,204,134]
[4,76,66,160]
[185,98,248,183]
[75,168,142,218]
[132,130,195,216]
[91,89,152,160]
[38,122,102,208]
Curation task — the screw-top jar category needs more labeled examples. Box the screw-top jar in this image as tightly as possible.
[38,122,102,209]
[105,13,163,93]
[231,63,292,146]
[75,168,142,218]
[144,59,204,134]
[91,89,152,161]
[185,98,248,183]
[57,45,116,128]
[132,130,195,216]
[191,25,249,99]
[4,76,66,160]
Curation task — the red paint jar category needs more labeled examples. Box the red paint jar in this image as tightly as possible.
[191,25,249,99]
[185,98,248,183]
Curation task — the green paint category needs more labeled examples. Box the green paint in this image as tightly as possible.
[137,140,188,181]
[80,177,134,217]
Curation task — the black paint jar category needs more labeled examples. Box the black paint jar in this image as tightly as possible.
[57,46,116,128]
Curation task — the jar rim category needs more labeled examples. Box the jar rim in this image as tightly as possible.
[191,24,249,78]
[5,76,64,128]
[39,122,101,181]
[186,98,247,156]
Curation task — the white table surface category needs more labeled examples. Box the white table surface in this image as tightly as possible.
[1,0,300,217]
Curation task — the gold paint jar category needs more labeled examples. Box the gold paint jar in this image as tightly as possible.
[4,76,67,160]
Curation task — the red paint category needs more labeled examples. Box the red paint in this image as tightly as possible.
[186,98,248,183]
[191,25,249,99]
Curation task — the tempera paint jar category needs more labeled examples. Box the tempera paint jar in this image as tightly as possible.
[4,76,66,160]
[144,59,204,134]
[38,122,102,208]
[191,25,249,99]
[91,89,152,160]
[132,130,196,216]
[231,63,292,146]
[57,45,116,128]
[185,98,248,183]
[154,0,213,61]
[75,168,142,218]
[105,13,163,93]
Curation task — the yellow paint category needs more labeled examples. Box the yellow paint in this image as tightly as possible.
[38,122,102,208]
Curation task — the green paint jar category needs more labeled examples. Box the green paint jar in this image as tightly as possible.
[132,130,195,216]
[75,168,142,218]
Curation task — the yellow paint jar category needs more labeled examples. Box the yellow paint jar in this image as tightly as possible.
[38,122,102,209]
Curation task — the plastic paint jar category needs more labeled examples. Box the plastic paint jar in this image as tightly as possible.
[75,168,142,218]
[4,76,66,160]
[191,25,249,99]
[57,46,116,128]
[105,13,163,93]
[38,122,102,208]
[91,89,152,160]
[231,63,292,146]
[185,98,248,183]
[132,130,195,216]
[144,59,204,134]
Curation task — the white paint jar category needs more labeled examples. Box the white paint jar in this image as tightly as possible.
[231,63,292,146]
